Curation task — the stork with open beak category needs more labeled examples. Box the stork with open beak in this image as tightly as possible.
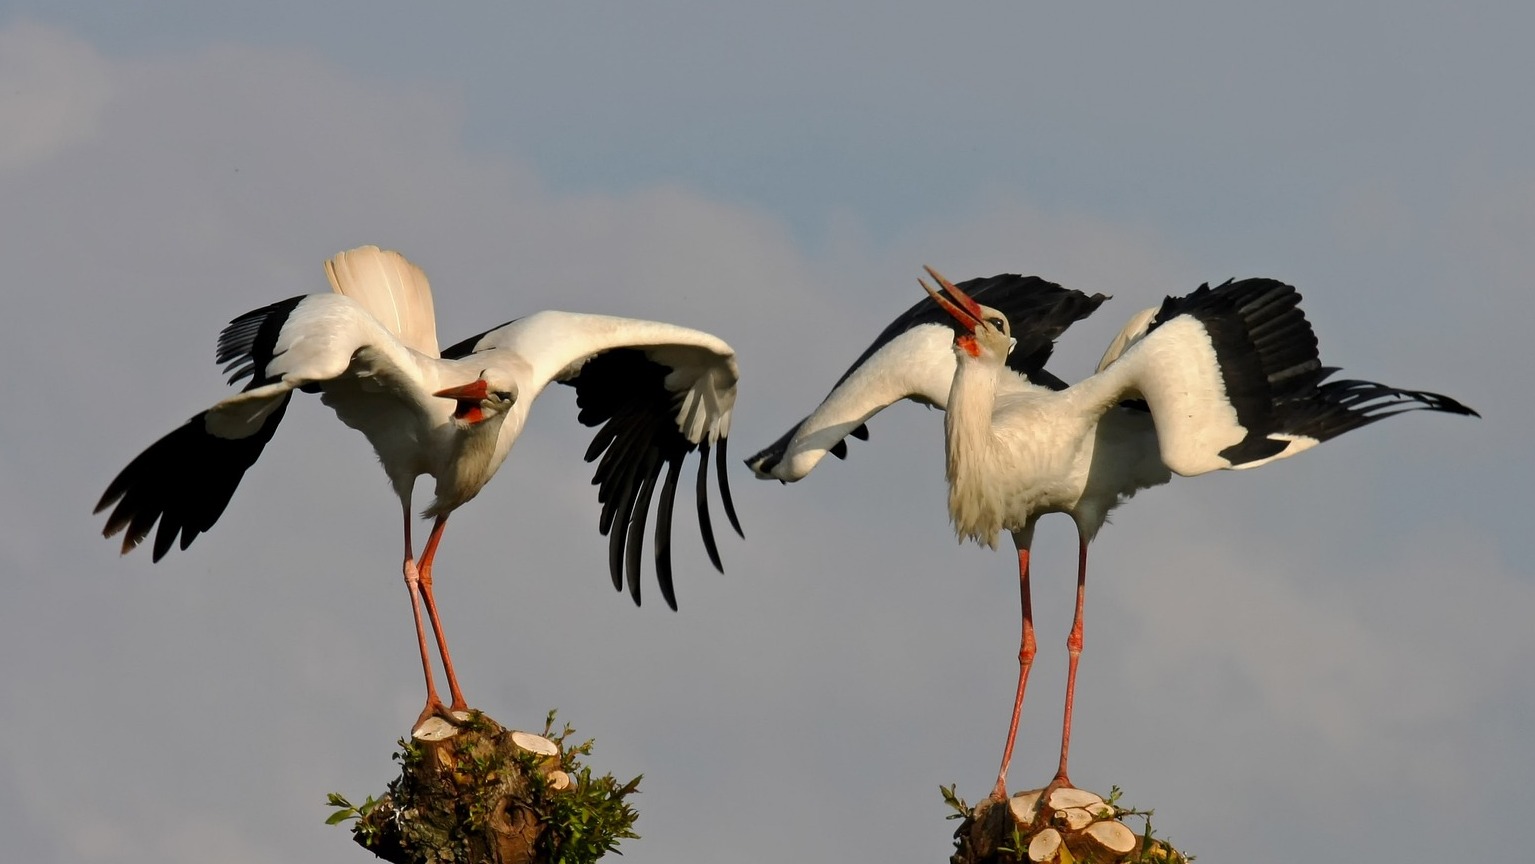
[97,245,743,728]
[751,265,1476,800]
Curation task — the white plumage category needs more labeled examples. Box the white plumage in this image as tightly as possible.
[98,245,742,727]
[749,265,1476,801]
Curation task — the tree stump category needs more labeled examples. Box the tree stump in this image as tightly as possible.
[328,710,639,864]
[946,785,1191,864]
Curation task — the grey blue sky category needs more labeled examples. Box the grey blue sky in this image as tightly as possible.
[1,4,1529,862]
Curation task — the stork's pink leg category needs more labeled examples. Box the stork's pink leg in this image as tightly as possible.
[416,515,468,715]
[992,544,1037,801]
[1052,535,1090,788]
[402,513,449,728]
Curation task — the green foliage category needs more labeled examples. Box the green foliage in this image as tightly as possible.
[523,711,641,864]
[1101,786,1194,863]
[324,791,380,825]
[940,783,971,820]
[326,710,640,864]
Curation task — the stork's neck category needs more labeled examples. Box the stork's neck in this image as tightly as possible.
[947,352,1001,461]
[944,349,1007,547]
[426,411,515,518]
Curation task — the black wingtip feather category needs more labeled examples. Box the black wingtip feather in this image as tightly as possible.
[563,348,735,607]
[653,456,685,611]
[217,296,305,386]
[100,296,304,561]
[624,464,661,607]
[695,441,724,573]
[1156,279,1478,463]
[716,439,743,539]
[1276,377,1480,444]
[97,396,292,562]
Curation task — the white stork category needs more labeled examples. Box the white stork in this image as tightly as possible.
[748,267,1476,801]
[97,245,742,728]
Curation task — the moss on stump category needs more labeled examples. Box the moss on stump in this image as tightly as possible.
[945,784,1191,864]
[328,711,638,864]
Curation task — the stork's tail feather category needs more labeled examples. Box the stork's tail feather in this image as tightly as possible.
[95,396,292,560]
[323,245,440,356]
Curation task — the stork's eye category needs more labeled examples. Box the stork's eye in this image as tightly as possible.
[492,390,515,403]
[986,316,1007,330]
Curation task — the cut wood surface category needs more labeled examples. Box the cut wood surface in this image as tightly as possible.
[1008,789,1043,827]
[948,784,1189,864]
[1046,787,1105,812]
[1055,806,1094,832]
[511,731,561,761]
[1026,828,1062,863]
[335,711,638,864]
[1082,820,1138,857]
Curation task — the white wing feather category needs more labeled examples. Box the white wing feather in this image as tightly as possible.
[1095,305,1158,374]
[462,311,739,445]
[751,323,960,482]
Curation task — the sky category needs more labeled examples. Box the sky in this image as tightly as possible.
[1,3,1531,862]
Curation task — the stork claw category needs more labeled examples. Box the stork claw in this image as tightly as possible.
[413,699,468,730]
[411,702,477,740]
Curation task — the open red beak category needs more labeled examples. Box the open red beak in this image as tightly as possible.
[435,379,491,423]
[434,380,490,401]
[919,265,985,331]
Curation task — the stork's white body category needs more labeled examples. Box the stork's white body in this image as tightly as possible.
[748,268,1476,801]
[943,366,1170,549]
[100,245,742,725]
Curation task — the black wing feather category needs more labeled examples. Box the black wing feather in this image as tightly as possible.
[562,348,733,610]
[1149,279,1477,465]
[97,297,305,559]
[695,441,722,573]
[652,456,686,609]
[439,318,520,360]
[748,275,1104,474]
[715,439,743,538]
[835,274,1106,391]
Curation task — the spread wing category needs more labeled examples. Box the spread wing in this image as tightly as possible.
[444,311,741,610]
[97,293,431,559]
[1086,279,1479,475]
[747,274,1105,482]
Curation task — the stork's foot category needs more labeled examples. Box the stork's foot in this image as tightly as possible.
[412,699,470,732]
[989,776,1010,802]
[1041,771,1074,804]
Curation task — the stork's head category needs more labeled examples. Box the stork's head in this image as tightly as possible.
[435,373,518,426]
[920,266,1017,361]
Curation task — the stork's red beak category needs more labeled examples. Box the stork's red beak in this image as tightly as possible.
[920,265,984,331]
[434,380,490,401]
[435,379,490,423]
